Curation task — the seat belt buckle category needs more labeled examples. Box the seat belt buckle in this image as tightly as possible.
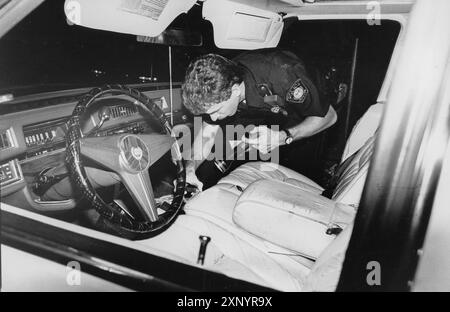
[326,225,343,236]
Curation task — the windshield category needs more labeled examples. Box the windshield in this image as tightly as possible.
[0,0,207,97]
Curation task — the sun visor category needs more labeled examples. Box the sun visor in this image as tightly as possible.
[64,0,197,37]
[203,0,284,50]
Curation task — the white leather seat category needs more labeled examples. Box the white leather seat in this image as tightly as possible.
[215,135,374,208]
[183,183,315,290]
[181,104,382,290]
[140,213,310,290]
[181,188,354,291]
[183,132,372,290]
[302,222,354,291]
[341,103,382,162]
[217,103,382,207]
[233,179,356,259]
[219,161,324,195]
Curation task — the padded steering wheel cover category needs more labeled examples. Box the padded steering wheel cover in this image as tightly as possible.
[65,85,186,240]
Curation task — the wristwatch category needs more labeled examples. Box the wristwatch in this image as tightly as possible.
[282,128,294,145]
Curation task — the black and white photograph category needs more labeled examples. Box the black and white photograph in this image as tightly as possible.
[0,0,449,296]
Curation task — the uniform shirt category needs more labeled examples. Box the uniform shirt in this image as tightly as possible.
[205,49,330,128]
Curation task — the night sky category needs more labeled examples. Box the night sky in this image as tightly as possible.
[0,0,211,94]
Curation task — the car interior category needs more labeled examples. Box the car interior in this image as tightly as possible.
[0,0,405,291]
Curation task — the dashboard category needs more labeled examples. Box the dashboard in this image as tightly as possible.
[23,116,69,158]
[0,85,189,212]
[20,99,162,158]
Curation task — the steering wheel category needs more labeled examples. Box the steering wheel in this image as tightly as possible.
[65,85,186,240]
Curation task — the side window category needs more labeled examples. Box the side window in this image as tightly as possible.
[278,20,400,183]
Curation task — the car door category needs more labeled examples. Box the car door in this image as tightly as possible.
[337,0,450,291]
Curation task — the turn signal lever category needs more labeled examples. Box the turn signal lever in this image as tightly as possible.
[33,165,68,197]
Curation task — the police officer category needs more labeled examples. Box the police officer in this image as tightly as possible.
[181,49,337,191]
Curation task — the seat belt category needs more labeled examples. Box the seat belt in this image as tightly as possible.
[322,149,360,199]
[322,131,378,199]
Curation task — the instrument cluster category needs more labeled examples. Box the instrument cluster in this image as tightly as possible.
[23,116,68,157]
[22,103,147,158]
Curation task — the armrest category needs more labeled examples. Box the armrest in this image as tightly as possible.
[233,179,355,260]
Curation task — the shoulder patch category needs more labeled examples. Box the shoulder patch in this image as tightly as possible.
[286,78,309,104]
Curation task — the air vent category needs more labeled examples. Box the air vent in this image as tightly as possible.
[0,129,15,150]
[110,105,137,119]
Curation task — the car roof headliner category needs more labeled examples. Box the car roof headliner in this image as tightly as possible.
[0,0,415,40]
[233,0,415,15]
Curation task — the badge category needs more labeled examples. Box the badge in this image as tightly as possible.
[286,78,309,104]
[271,106,281,114]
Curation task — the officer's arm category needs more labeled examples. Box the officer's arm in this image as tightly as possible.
[281,106,337,143]
[186,121,220,172]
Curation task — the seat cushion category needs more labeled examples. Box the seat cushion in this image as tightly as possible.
[184,183,316,282]
[233,179,356,260]
[140,214,306,291]
[302,223,354,292]
[219,161,324,194]
[185,183,242,226]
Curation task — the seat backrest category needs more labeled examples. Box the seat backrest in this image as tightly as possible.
[341,103,383,162]
[331,135,375,207]
[329,103,383,207]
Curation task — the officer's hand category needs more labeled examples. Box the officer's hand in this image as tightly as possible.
[185,169,204,192]
[173,169,203,198]
[242,126,283,154]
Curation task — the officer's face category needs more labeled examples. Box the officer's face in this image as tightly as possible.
[206,85,241,121]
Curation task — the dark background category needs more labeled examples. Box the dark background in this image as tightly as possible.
[279,19,400,181]
[0,0,400,183]
[0,1,208,94]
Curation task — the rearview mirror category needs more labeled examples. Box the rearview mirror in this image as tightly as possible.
[137,28,203,47]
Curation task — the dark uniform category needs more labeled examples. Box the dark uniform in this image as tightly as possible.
[197,49,332,188]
